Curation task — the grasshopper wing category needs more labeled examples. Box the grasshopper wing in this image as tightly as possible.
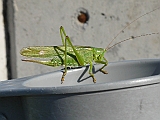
[20,46,67,58]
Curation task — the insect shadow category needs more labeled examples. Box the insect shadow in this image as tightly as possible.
[77,65,99,83]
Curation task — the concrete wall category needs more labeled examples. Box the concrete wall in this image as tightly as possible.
[0,0,7,80]
[6,0,160,79]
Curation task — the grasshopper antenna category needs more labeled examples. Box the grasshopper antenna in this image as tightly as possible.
[106,32,159,51]
[105,7,160,50]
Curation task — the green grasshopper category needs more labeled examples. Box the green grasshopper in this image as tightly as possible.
[20,8,159,84]
[20,26,108,83]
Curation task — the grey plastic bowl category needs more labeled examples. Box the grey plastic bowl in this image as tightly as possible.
[0,59,160,120]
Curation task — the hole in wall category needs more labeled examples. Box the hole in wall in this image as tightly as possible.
[72,8,89,31]
[77,11,89,24]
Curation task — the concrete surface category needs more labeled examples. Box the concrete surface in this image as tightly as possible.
[6,0,160,79]
[0,0,7,80]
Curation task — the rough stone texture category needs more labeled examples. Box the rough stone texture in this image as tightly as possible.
[7,0,160,78]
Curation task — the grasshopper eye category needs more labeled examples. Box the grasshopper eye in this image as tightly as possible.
[97,55,101,60]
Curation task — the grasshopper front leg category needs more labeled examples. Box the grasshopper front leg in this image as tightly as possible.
[95,57,108,74]
[89,58,108,83]
[89,61,96,83]
[87,57,108,83]
[100,57,108,74]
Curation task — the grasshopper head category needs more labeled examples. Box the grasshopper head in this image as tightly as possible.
[93,48,106,61]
